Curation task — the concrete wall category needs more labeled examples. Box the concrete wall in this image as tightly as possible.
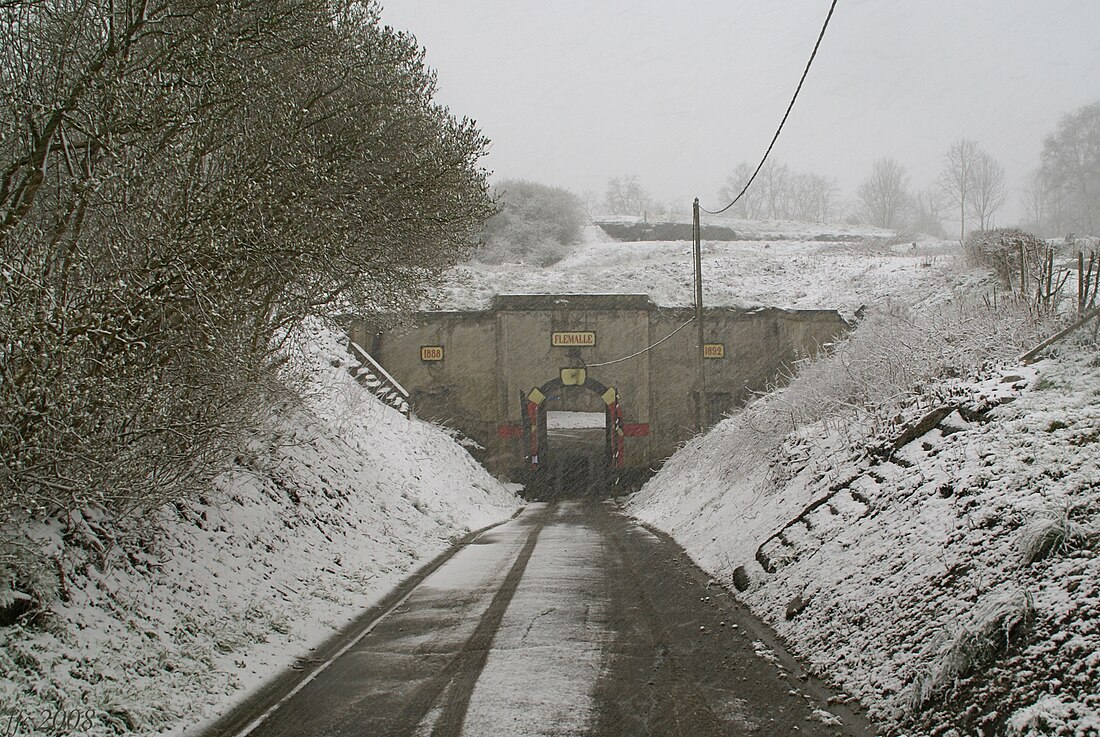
[349,295,848,481]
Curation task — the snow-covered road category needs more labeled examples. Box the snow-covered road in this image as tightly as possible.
[214,501,878,737]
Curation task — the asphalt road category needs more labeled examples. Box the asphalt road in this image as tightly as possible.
[204,501,879,737]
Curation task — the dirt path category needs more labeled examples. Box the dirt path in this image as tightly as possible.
[203,501,879,737]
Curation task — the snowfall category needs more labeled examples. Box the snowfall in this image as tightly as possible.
[1,219,1098,737]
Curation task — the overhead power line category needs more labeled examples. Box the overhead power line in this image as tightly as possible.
[586,317,695,367]
[702,0,840,216]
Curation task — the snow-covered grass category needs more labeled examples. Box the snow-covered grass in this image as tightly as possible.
[438,223,980,319]
[0,321,520,736]
[628,302,1100,736]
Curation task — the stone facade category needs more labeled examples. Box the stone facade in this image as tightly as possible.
[348,294,848,491]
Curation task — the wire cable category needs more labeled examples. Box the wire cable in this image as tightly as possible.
[586,317,695,367]
[702,0,839,216]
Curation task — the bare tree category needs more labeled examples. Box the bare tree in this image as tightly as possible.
[1021,169,1050,235]
[939,138,981,241]
[968,150,1008,231]
[602,175,653,218]
[719,163,767,220]
[856,157,910,230]
[910,188,947,238]
[759,163,792,220]
[719,162,835,222]
[789,173,839,223]
[1040,102,1100,235]
[1020,168,1070,238]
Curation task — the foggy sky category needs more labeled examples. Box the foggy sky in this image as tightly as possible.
[378,0,1100,225]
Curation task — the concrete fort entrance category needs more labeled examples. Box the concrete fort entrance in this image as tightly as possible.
[348,294,848,497]
[525,372,622,499]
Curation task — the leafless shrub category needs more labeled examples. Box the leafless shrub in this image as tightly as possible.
[908,588,1034,710]
[1018,504,1095,564]
[965,229,1037,282]
[719,297,1054,486]
[964,230,1071,311]
[476,179,587,266]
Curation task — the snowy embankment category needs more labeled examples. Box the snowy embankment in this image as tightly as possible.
[439,223,980,319]
[628,318,1100,736]
[0,322,520,736]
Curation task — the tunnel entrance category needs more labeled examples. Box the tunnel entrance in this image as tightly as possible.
[521,371,624,501]
[543,411,608,499]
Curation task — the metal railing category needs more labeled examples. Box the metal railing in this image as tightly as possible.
[348,341,411,418]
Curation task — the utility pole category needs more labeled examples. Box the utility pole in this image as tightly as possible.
[693,197,705,431]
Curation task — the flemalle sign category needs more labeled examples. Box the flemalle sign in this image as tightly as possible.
[551,331,596,347]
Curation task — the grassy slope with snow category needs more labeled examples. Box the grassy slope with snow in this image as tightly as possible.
[439,222,981,318]
[0,322,520,736]
[629,350,1100,735]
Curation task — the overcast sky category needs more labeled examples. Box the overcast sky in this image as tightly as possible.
[378,0,1100,224]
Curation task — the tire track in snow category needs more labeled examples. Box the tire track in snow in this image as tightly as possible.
[387,505,550,736]
[457,501,610,736]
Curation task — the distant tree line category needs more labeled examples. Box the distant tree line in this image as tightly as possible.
[851,103,1100,240]
[0,1,490,531]
[847,141,1007,238]
[718,163,839,223]
[593,166,839,225]
[495,101,1100,250]
[471,100,1100,267]
[598,175,677,221]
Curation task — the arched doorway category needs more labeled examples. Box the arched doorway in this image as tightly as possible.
[519,369,624,500]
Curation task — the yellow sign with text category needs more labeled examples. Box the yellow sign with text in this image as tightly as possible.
[551,331,596,347]
[703,343,725,359]
[420,345,444,362]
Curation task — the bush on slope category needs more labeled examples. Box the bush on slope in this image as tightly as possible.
[475,179,587,266]
[0,2,492,542]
